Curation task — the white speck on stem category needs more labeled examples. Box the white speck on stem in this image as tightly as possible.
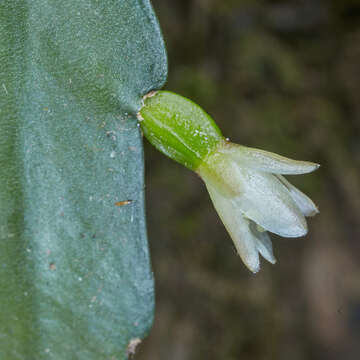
[2,83,8,95]
[127,338,142,356]
[110,151,116,158]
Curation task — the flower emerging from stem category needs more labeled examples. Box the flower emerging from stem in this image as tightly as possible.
[138,91,319,273]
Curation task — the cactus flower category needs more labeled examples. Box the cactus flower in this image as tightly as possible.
[138,91,319,273]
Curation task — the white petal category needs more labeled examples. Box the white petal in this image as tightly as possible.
[276,175,319,217]
[249,222,276,264]
[230,165,308,237]
[206,182,260,273]
[219,143,320,175]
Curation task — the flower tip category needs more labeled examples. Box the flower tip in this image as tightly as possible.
[249,262,261,274]
[239,249,261,274]
[307,205,320,217]
[236,251,262,274]
[311,162,321,172]
[248,253,276,273]
[283,220,308,238]
[268,257,277,265]
[294,225,308,237]
[300,161,320,174]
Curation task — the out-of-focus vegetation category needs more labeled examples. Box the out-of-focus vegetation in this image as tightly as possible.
[138,1,360,359]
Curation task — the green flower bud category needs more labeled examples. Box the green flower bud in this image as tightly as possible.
[137,90,319,273]
[138,91,223,170]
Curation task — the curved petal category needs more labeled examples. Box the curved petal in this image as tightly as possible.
[249,222,276,264]
[231,165,308,237]
[276,175,319,217]
[206,182,260,273]
[219,143,320,175]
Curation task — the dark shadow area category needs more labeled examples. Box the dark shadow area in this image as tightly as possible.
[137,1,360,359]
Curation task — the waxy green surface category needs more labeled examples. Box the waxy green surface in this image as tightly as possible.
[0,0,167,358]
[139,91,223,170]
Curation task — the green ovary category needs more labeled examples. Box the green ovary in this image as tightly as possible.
[138,91,223,170]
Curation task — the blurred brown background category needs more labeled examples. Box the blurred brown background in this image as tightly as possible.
[137,1,360,359]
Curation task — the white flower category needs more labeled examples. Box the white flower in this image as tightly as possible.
[197,142,319,273]
[138,90,319,273]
